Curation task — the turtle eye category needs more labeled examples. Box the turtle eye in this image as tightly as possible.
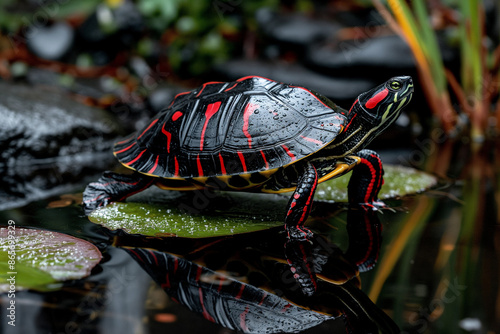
[390,81,402,90]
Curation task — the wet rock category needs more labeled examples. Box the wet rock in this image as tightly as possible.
[306,34,457,79]
[0,81,123,210]
[215,59,377,104]
[256,10,341,55]
[26,21,75,61]
[26,67,108,100]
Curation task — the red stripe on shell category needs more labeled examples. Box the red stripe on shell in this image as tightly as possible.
[239,306,250,332]
[196,155,204,177]
[235,284,245,300]
[196,266,215,322]
[115,142,136,154]
[289,86,331,109]
[168,91,190,108]
[147,155,159,174]
[260,150,269,169]
[172,111,183,121]
[200,101,222,151]
[174,156,179,177]
[224,82,238,92]
[236,75,275,82]
[281,145,296,161]
[300,135,323,146]
[242,103,259,148]
[115,135,134,145]
[125,149,147,166]
[195,81,223,97]
[219,153,227,175]
[237,151,247,172]
[161,124,172,153]
[137,119,158,140]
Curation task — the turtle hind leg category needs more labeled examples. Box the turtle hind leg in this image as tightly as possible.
[348,149,384,206]
[83,171,155,215]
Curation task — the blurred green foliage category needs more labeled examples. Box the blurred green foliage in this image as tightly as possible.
[135,0,279,76]
[0,0,101,32]
[0,0,280,77]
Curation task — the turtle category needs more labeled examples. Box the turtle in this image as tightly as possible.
[83,75,413,245]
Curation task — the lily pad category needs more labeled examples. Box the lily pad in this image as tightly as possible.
[88,191,285,238]
[0,227,102,292]
[315,164,438,202]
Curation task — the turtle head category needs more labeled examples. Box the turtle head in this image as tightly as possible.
[352,76,413,136]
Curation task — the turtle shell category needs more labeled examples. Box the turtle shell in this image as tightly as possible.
[114,76,346,178]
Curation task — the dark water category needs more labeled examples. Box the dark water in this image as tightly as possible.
[0,140,498,334]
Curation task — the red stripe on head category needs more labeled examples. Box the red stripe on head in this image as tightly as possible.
[365,88,389,109]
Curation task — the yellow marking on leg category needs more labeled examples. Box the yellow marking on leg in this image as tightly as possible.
[261,156,360,194]
[318,156,361,183]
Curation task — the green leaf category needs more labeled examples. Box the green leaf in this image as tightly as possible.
[0,228,102,292]
[315,164,438,202]
[88,191,285,238]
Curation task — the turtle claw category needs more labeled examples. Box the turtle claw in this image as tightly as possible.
[286,226,314,243]
[82,171,154,215]
[82,181,113,215]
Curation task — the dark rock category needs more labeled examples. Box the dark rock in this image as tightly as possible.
[306,34,457,79]
[256,10,340,58]
[26,68,108,100]
[76,1,144,65]
[26,21,74,61]
[257,10,340,48]
[215,59,377,104]
[0,81,123,210]
[306,35,417,78]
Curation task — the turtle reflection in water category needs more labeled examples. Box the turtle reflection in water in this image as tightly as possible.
[124,204,397,333]
[84,75,413,295]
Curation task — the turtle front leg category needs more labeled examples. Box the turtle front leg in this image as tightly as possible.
[83,171,155,215]
[284,161,318,296]
[348,149,384,206]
